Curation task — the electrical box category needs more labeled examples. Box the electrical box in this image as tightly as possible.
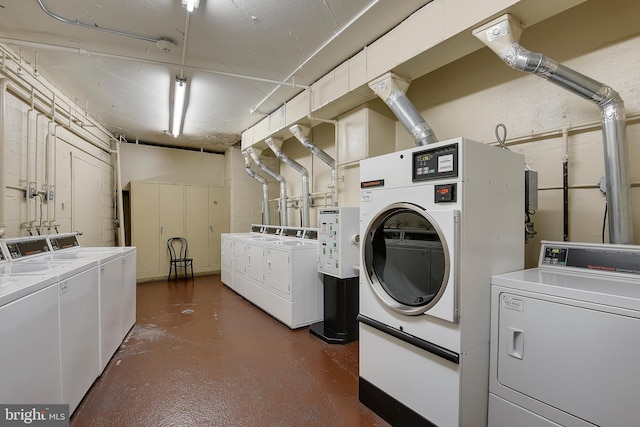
[318,207,360,279]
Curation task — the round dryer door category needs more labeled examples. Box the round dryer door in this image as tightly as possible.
[363,203,450,315]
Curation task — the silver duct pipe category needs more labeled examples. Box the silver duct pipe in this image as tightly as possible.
[0,78,9,237]
[241,150,271,225]
[289,124,337,207]
[246,147,288,226]
[473,14,634,244]
[264,137,310,227]
[369,72,438,146]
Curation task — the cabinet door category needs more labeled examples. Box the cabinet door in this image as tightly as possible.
[159,184,184,274]
[209,186,230,270]
[185,185,209,271]
[131,182,160,277]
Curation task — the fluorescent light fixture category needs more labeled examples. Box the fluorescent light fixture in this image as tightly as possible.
[171,76,187,137]
[181,0,200,13]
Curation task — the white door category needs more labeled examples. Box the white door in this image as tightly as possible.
[246,243,265,284]
[72,156,108,245]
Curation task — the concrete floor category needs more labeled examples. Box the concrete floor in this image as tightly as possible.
[71,274,389,426]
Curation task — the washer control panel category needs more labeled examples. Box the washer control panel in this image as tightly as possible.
[540,241,640,275]
[413,143,458,181]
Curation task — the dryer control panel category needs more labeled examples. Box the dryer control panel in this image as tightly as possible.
[413,143,458,181]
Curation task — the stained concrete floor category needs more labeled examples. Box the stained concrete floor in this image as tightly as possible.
[71,274,389,426]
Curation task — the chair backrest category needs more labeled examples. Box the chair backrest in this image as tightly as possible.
[167,237,189,261]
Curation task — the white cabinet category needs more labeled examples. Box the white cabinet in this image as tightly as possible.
[131,182,229,280]
[0,284,62,404]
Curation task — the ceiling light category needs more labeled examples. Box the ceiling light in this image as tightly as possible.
[181,0,200,12]
[171,76,188,137]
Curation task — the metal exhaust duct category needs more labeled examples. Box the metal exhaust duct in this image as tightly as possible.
[241,150,271,225]
[473,14,634,244]
[289,124,337,207]
[246,147,288,226]
[264,137,310,227]
[369,72,438,146]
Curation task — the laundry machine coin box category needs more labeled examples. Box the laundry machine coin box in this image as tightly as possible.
[318,207,360,279]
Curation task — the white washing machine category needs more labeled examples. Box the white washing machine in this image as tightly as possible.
[489,241,640,427]
[0,247,62,405]
[47,233,135,375]
[358,137,524,426]
[0,236,99,415]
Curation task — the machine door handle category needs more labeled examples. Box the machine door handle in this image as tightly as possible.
[508,327,524,360]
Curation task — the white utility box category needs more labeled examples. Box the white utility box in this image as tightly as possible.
[318,207,360,279]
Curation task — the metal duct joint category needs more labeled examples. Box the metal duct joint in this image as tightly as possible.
[369,72,438,146]
[241,150,271,225]
[473,14,634,244]
[246,147,288,226]
[264,137,310,228]
[289,124,337,207]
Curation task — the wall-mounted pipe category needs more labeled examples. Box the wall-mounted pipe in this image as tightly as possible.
[247,147,288,226]
[473,14,634,244]
[264,137,310,227]
[241,150,271,225]
[369,72,438,146]
[0,78,9,237]
[289,124,337,207]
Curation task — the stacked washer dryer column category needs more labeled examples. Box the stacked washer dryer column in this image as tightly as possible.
[358,137,524,426]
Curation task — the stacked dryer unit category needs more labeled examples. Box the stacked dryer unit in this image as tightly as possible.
[358,137,524,426]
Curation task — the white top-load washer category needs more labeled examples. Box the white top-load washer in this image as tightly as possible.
[39,233,130,373]
[0,236,100,415]
[490,241,640,427]
[0,244,62,406]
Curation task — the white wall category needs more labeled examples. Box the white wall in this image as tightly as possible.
[2,68,115,245]
[120,142,225,188]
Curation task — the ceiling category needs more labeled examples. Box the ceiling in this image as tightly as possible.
[0,0,432,152]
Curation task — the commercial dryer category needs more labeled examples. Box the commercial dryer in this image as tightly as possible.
[359,137,524,426]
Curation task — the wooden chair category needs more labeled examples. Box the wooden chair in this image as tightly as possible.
[167,237,194,283]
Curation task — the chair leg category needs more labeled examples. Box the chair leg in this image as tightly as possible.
[190,262,194,283]
[167,263,173,281]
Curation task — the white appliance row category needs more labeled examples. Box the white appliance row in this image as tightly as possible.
[0,234,136,415]
[490,241,640,427]
[221,225,323,328]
